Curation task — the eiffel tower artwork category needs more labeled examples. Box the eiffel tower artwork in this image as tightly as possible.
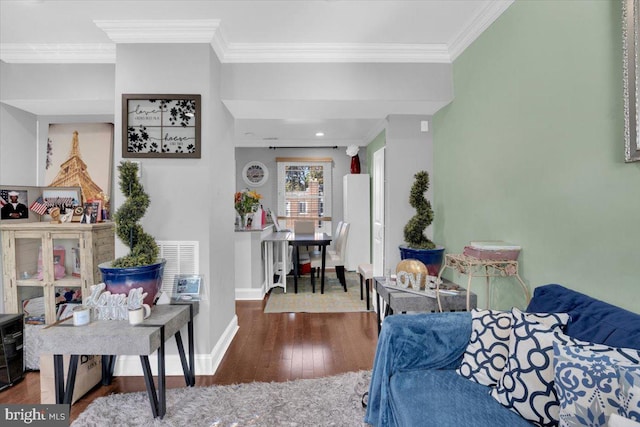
[48,130,106,204]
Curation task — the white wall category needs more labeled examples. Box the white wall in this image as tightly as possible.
[221,63,453,106]
[0,102,38,311]
[234,146,360,233]
[113,43,236,372]
[384,114,434,270]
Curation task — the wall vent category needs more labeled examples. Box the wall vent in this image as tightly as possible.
[157,241,199,295]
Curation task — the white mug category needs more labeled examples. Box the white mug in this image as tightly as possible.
[128,304,151,325]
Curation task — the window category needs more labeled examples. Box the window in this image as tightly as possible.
[277,158,332,233]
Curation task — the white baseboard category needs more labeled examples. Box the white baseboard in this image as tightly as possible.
[235,287,265,300]
[114,314,239,376]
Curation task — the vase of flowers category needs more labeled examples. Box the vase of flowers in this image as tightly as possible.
[234,189,262,229]
[346,145,361,174]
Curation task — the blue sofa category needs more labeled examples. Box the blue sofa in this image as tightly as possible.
[365,284,640,427]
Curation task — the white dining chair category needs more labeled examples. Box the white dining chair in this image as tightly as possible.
[310,222,350,292]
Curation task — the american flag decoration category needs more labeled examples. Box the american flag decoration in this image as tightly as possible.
[0,189,8,207]
[29,197,48,216]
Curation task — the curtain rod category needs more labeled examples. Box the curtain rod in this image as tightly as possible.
[268,146,338,150]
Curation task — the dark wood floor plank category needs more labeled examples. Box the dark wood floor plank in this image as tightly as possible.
[0,300,378,423]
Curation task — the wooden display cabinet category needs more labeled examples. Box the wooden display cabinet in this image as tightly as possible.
[1,222,114,324]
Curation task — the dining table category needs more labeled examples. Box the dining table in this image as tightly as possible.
[288,232,332,294]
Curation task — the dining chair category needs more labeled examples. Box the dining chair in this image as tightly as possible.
[292,220,315,275]
[293,220,315,235]
[310,222,350,292]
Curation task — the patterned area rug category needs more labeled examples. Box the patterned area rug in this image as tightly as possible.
[72,370,371,427]
[264,271,371,313]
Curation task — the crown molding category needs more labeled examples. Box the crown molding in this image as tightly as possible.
[448,0,514,61]
[93,19,222,44]
[0,43,116,63]
[217,42,450,63]
[1,1,513,65]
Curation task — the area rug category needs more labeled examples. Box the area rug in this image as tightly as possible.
[72,370,371,427]
[264,271,370,313]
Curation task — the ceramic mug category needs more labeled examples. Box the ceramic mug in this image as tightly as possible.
[128,304,151,325]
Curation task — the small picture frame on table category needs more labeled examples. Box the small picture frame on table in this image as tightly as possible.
[172,275,202,301]
[80,199,102,223]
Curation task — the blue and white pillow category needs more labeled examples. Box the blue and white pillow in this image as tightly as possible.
[491,308,572,427]
[609,414,640,427]
[458,309,569,387]
[457,309,512,385]
[553,343,640,427]
[617,366,640,422]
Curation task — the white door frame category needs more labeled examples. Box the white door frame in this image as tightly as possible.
[372,147,385,277]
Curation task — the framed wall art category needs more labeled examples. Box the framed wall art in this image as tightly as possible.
[623,0,639,162]
[122,94,201,159]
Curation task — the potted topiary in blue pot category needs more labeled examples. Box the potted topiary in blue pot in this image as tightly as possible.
[99,161,165,306]
[398,170,444,276]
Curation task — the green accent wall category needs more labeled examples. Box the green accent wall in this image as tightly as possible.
[433,0,640,312]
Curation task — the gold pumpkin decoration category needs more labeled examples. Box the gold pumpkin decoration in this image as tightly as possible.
[396,259,429,290]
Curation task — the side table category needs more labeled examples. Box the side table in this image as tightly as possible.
[436,253,530,311]
[374,277,477,335]
[38,303,197,419]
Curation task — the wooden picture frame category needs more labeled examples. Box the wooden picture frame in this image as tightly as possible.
[122,94,201,159]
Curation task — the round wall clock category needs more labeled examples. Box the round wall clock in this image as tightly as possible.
[242,161,269,187]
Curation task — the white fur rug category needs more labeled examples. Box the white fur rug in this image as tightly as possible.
[72,370,371,427]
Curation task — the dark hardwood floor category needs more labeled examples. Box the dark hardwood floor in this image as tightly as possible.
[0,299,379,422]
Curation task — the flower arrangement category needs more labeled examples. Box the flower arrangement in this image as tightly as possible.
[346,145,360,157]
[234,189,262,216]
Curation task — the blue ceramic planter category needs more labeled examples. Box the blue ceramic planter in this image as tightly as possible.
[99,259,165,306]
[398,245,445,277]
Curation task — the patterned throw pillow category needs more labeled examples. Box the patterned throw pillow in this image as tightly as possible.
[609,414,640,427]
[458,309,570,387]
[491,308,572,427]
[553,344,640,427]
[618,366,640,422]
[457,309,512,385]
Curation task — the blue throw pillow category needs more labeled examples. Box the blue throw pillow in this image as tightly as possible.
[553,343,640,427]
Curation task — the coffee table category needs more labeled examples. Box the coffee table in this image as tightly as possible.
[374,277,477,335]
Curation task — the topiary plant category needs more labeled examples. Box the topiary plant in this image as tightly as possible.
[111,161,159,267]
[403,170,436,250]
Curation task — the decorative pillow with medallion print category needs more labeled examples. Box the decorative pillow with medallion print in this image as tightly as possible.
[553,343,640,427]
[616,366,640,422]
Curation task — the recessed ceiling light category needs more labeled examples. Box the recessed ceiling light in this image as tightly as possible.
[315,132,325,137]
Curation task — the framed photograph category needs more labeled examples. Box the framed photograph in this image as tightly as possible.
[172,274,202,301]
[1,187,30,221]
[42,187,82,210]
[122,94,201,159]
[81,200,102,223]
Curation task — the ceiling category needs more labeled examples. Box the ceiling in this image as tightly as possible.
[0,0,513,146]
